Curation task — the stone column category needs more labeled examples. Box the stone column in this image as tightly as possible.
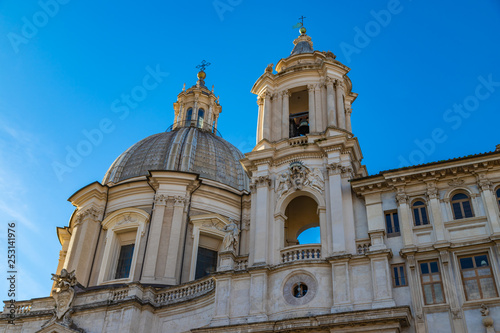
[314,84,322,132]
[142,194,167,280]
[477,175,500,234]
[396,188,415,248]
[189,226,200,281]
[405,254,427,333]
[364,193,386,251]
[327,163,345,254]
[318,206,328,258]
[256,97,264,143]
[262,91,272,141]
[426,182,446,242]
[439,250,467,333]
[273,92,283,141]
[335,80,346,129]
[326,77,337,127]
[192,97,198,127]
[281,90,290,139]
[251,176,270,265]
[273,213,286,265]
[64,207,103,284]
[163,196,187,284]
[345,107,352,132]
[307,85,316,133]
[207,104,213,131]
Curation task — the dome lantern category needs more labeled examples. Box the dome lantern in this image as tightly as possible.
[172,60,222,133]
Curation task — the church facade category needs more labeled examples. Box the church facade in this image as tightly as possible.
[2,28,500,333]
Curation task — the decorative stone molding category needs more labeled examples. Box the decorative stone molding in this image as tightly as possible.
[439,250,450,264]
[41,269,82,331]
[476,174,493,192]
[327,163,352,178]
[406,255,416,268]
[480,304,495,332]
[426,182,439,200]
[241,214,251,231]
[154,193,168,206]
[265,63,273,73]
[451,308,462,319]
[448,178,464,187]
[275,162,324,199]
[335,80,344,89]
[395,188,409,205]
[282,89,290,98]
[173,195,187,207]
[74,207,102,226]
[257,97,264,106]
[251,176,271,189]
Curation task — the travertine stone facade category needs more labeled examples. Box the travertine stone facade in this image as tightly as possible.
[1,28,499,333]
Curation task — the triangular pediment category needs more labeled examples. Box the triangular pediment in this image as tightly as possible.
[36,322,85,333]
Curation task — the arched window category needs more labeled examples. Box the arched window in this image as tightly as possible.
[186,108,193,126]
[412,200,429,226]
[451,192,474,220]
[496,188,500,210]
[284,196,319,246]
[197,109,205,129]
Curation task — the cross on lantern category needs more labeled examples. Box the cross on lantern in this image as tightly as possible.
[196,60,211,72]
[298,16,306,27]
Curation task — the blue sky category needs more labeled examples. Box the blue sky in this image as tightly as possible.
[1,0,499,300]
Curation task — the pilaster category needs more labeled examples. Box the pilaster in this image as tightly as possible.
[307,84,316,133]
[335,80,346,129]
[395,187,415,248]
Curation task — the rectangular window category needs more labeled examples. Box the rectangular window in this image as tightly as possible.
[195,247,218,280]
[385,210,400,237]
[420,260,445,305]
[115,244,135,279]
[459,253,498,301]
[392,264,407,287]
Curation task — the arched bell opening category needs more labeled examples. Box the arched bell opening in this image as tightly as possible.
[289,86,310,138]
[284,196,319,247]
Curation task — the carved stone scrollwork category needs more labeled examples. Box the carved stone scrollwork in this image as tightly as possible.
[326,163,353,178]
[426,182,439,200]
[173,195,187,207]
[282,89,290,98]
[335,80,344,89]
[451,308,462,319]
[448,178,464,187]
[74,207,103,226]
[439,250,450,264]
[154,193,168,206]
[252,176,271,189]
[480,304,495,329]
[275,162,325,199]
[476,174,493,192]
[395,188,409,205]
[406,255,416,269]
[307,84,315,92]
[42,269,83,331]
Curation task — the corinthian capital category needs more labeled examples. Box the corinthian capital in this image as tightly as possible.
[251,175,271,188]
[75,207,103,226]
[395,188,408,205]
[154,193,168,206]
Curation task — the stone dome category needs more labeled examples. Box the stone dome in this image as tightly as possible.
[103,127,249,190]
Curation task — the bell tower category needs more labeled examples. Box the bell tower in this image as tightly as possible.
[242,26,373,268]
[251,26,357,144]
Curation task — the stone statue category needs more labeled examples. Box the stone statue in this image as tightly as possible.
[305,168,324,192]
[265,63,273,73]
[276,172,290,196]
[222,220,240,252]
[51,268,77,292]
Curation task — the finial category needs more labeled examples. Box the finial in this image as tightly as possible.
[298,16,307,34]
[211,85,214,93]
[182,83,186,91]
